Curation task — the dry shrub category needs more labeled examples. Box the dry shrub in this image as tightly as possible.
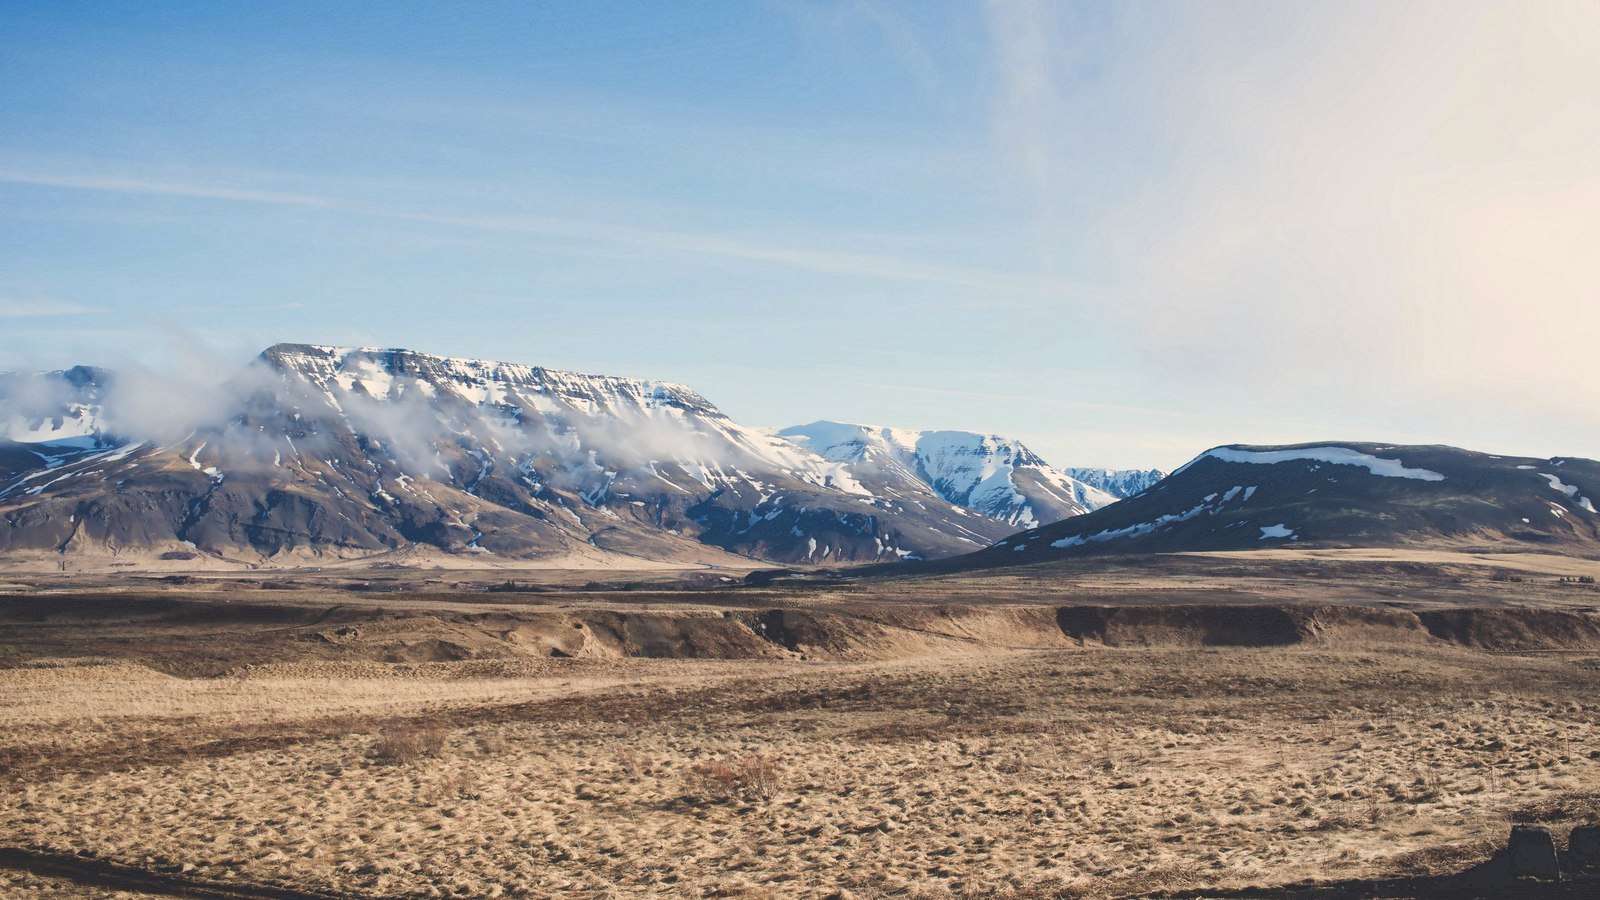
[1390,838,1500,875]
[1508,792,1600,825]
[1101,862,1207,896]
[370,724,448,764]
[686,753,783,801]
[474,731,512,756]
[427,769,481,803]
[993,752,1028,774]
[615,747,656,779]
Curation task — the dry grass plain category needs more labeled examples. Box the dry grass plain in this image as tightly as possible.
[2,553,1598,898]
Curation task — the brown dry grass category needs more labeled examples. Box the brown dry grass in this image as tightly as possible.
[1,638,1597,898]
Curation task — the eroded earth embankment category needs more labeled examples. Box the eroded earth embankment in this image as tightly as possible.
[5,593,1600,674]
[1053,604,1600,651]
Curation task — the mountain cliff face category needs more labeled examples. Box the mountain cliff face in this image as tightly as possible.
[777,421,1120,529]
[0,345,1033,566]
[973,442,1600,561]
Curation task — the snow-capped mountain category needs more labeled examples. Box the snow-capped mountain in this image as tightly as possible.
[0,345,1021,566]
[777,421,1120,529]
[973,442,1600,561]
[1065,466,1167,501]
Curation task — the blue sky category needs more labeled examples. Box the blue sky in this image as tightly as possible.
[3,1,1598,469]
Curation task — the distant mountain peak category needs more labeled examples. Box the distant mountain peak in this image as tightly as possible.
[779,420,1132,530]
[1065,466,1167,501]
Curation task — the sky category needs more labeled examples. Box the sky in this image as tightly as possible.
[2,1,1597,470]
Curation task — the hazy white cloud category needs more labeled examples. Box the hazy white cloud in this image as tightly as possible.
[988,0,1600,431]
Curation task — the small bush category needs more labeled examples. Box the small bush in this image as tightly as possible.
[428,769,481,803]
[473,730,512,756]
[686,753,783,801]
[615,747,656,779]
[370,724,448,764]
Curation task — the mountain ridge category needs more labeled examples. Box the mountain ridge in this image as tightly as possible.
[0,344,1144,568]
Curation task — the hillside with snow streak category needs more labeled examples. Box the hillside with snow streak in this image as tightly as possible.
[961,442,1600,562]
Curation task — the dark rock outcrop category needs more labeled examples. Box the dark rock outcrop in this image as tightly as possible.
[1569,824,1600,872]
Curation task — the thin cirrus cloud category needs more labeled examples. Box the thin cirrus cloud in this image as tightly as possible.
[0,296,99,319]
[0,166,1044,295]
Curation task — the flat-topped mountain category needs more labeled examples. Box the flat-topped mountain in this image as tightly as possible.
[0,345,1137,568]
[977,442,1600,561]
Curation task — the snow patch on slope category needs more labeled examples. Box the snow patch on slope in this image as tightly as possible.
[1537,472,1596,514]
[1183,446,1445,481]
[1049,498,1214,548]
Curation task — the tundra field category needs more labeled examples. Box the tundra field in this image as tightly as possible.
[2,551,1599,899]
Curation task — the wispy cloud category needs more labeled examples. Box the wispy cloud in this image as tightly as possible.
[0,165,1046,294]
[0,295,100,318]
[772,0,945,92]
[0,170,338,209]
[983,0,1061,201]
